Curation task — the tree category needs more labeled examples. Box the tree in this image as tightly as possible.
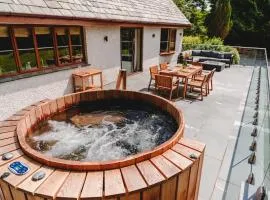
[206,0,233,39]
[173,0,209,36]
[225,0,270,54]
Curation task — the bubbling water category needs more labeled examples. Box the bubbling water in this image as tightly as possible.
[27,101,178,162]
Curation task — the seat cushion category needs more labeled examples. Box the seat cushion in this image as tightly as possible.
[192,50,201,56]
[223,53,233,59]
[201,50,212,57]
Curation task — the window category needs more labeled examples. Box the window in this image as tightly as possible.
[70,27,83,63]
[0,25,85,79]
[15,27,38,71]
[0,26,17,75]
[35,27,56,67]
[160,29,177,54]
[56,27,72,65]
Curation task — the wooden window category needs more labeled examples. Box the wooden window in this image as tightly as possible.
[14,27,38,71]
[70,27,83,63]
[0,25,85,79]
[35,27,56,68]
[160,29,177,54]
[0,26,17,76]
[56,27,72,65]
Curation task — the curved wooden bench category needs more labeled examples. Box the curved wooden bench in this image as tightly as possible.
[0,90,205,200]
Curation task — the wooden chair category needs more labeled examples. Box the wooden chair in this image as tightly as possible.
[194,68,216,92]
[155,74,179,100]
[188,74,208,101]
[209,68,216,91]
[148,65,159,91]
[160,63,169,71]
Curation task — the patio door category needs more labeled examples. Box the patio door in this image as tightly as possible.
[120,28,143,74]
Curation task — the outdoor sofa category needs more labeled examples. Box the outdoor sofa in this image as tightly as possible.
[184,50,234,67]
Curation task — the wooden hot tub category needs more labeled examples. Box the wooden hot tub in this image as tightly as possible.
[0,90,205,200]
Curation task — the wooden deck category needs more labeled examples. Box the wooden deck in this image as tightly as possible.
[0,90,205,200]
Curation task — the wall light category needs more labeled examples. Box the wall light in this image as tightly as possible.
[152,34,155,38]
[104,36,108,42]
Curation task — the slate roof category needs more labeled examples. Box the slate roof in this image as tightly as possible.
[0,0,191,26]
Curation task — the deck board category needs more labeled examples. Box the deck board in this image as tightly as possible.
[121,165,147,192]
[0,137,18,147]
[17,166,54,194]
[179,138,205,152]
[151,155,180,179]
[35,170,69,198]
[35,170,70,199]
[172,143,201,160]
[0,121,19,127]
[136,160,165,186]
[163,149,193,170]
[105,169,126,197]
[56,172,86,200]
[0,143,20,155]
[80,171,103,199]
[0,156,42,187]
[0,132,16,140]
[0,149,24,167]
[0,126,16,134]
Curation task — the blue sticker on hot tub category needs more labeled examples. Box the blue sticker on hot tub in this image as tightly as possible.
[8,162,30,175]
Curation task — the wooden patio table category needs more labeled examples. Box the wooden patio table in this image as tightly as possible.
[72,68,103,92]
[160,65,202,99]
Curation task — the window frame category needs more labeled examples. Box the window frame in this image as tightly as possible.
[0,25,85,79]
[160,28,177,55]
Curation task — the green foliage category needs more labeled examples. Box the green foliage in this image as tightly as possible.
[182,36,240,64]
[173,0,209,36]
[0,53,17,75]
[225,0,270,55]
[207,0,233,39]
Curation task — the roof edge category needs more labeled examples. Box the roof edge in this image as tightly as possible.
[0,12,192,28]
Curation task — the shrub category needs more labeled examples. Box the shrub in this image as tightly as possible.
[182,36,240,64]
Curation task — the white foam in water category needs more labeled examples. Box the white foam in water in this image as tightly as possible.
[30,110,176,162]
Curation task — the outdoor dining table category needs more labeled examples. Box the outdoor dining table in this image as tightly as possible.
[72,68,103,92]
[160,65,203,99]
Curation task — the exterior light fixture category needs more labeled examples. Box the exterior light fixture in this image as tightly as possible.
[104,36,108,42]
[152,33,155,38]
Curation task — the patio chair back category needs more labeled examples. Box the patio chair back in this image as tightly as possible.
[198,74,207,87]
[155,74,173,90]
[160,63,169,71]
[149,65,159,79]
[210,68,216,78]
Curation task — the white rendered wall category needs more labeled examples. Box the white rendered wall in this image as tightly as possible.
[85,25,121,84]
[143,27,184,70]
[143,27,161,70]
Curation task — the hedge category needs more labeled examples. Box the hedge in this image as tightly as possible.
[182,36,240,64]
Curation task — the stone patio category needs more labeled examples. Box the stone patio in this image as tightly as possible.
[106,65,253,200]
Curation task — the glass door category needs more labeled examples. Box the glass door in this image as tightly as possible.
[121,28,135,74]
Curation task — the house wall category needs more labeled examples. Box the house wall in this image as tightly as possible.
[0,26,184,121]
[85,25,122,84]
[143,27,184,70]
